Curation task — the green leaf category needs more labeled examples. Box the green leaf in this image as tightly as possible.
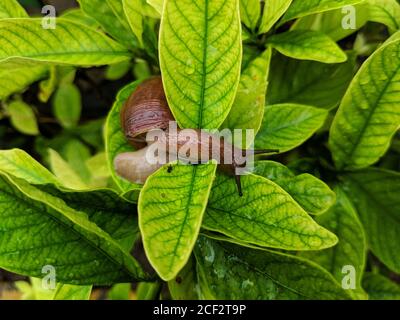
[108,283,131,300]
[222,48,271,135]
[203,173,338,250]
[259,0,292,34]
[301,186,367,299]
[105,81,143,192]
[139,162,217,281]
[255,104,328,153]
[267,52,356,109]
[123,0,145,46]
[168,257,199,300]
[133,59,152,80]
[267,30,347,63]
[194,236,352,299]
[159,0,242,129]
[63,140,92,184]
[341,169,400,273]
[0,173,148,284]
[17,278,55,300]
[36,185,137,247]
[0,0,28,18]
[0,64,48,101]
[292,4,369,41]
[239,0,261,31]
[0,148,59,185]
[52,284,92,300]
[363,273,400,300]
[48,149,88,190]
[105,60,131,81]
[38,66,58,103]
[0,18,131,66]
[7,100,39,136]
[367,0,400,33]
[329,39,400,170]
[78,0,136,48]
[61,8,100,28]
[147,0,164,14]
[85,152,110,188]
[254,161,336,215]
[53,83,81,129]
[282,0,365,22]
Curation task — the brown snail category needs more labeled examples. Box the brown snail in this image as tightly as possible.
[114,76,278,196]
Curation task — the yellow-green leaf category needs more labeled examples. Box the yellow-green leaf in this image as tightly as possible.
[0,148,59,185]
[52,284,92,300]
[159,0,242,129]
[267,30,347,63]
[255,104,328,153]
[0,18,131,66]
[78,0,136,47]
[291,4,369,41]
[259,0,292,34]
[282,0,364,22]
[139,162,217,280]
[123,0,145,46]
[48,149,88,190]
[203,173,338,250]
[254,161,336,215]
[222,48,271,136]
[367,0,400,33]
[0,0,28,19]
[53,83,82,129]
[0,64,48,101]
[329,39,400,170]
[7,100,39,135]
[239,0,261,31]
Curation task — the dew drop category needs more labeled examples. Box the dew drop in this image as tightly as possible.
[213,266,226,279]
[207,45,218,57]
[185,59,195,75]
[204,246,215,264]
[241,279,254,289]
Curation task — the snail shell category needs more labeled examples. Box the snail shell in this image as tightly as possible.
[120,77,174,149]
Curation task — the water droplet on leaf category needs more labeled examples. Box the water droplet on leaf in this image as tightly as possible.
[185,59,195,75]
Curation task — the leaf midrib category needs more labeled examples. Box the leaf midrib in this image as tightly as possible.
[341,58,400,169]
[198,0,209,128]
[167,166,198,273]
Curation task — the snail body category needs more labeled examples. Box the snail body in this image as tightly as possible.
[114,146,163,184]
[114,76,277,195]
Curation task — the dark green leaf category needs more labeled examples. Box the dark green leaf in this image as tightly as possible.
[341,168,400,273]
[194,236,352,299]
